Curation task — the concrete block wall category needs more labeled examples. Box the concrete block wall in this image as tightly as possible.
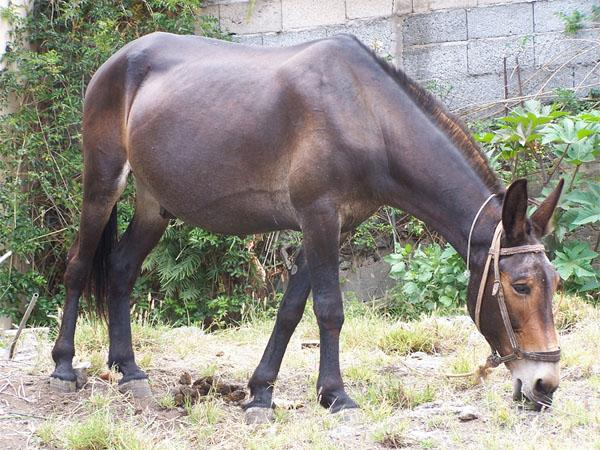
[203,0,599,114]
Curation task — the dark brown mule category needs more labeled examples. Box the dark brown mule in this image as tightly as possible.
[51,32,564,412]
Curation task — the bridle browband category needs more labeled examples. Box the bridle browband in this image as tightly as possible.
[466,195,561,368]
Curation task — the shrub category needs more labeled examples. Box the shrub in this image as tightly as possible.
[384,243,468,319]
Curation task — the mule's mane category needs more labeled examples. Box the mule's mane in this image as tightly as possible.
[354,38,501,192]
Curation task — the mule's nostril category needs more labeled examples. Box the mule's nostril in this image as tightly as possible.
[534,378,557,396]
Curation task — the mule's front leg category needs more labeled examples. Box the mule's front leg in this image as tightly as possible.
[302,209,358,413]
[246,249,311,410]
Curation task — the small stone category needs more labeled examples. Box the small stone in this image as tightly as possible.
[179,371,192,385]
[458,406,479,422]
[245,407,274,425]
[301,340,320,349]
[73,362,90,389]
[411,351,428,360]
[216,351,224,357]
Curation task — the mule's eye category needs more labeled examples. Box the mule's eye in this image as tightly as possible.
[512,283,530,295]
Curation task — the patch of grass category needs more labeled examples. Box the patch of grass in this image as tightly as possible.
[379,325,440,355]
[85,392,112,412]
[445,350,480,390]
[199,363,218,379]
[36,420,59,447]
[138,351,153,370]
[88,351,106,376]
[554,293,593,331]
[561,314,600,374]
[186,399,221,426]
[364,378,436,410]
[74,315,165,365]
[345,364,377,385]
[157,393,177,409]
[74,315,109,355]
[485,390,516,428]
[65,412,112,449]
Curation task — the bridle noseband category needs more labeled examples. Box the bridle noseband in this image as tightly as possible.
[467,196,561,368]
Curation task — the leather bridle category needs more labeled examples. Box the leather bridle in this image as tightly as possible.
[467,197,561,368]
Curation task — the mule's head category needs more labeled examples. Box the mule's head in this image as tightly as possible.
[469,178,564,410]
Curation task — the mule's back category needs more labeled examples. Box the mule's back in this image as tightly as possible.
[84,33,388,234]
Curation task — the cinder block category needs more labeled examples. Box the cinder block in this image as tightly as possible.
[403,41,468,80]
[327,19,395,55]
[467,3,533,38]
[219,0,281,34]
[413,0,476,13]
[519,66,574,97]
[262,28,327,47]
[534,0,597,33]
[468,34,534,75]
[395,0,413,14]
[346,0,393,20]
[574,64,600,92]
[232,33,264,46]
[441,73,504,110]
[535,29,600,67]
[282,0,346,30]
[403,9,467,45]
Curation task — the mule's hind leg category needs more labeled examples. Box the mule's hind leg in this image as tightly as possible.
[245,248,311,411]
[106,182,168,390]
[301,208,357,413]
[51,166,127,386]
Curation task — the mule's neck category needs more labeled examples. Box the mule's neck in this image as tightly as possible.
[379,96,503,262]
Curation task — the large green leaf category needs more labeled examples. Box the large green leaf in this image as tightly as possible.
[553,241,598,281]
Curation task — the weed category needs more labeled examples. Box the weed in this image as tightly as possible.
[556,10,585,36]
[379,324,440,355]
[372,421,410,448]
[157,393,177,409]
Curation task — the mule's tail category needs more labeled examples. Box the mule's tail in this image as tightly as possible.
[84,204,118,317]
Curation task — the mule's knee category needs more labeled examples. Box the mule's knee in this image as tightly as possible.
[314,301,344,331]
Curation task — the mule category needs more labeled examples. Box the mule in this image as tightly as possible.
[51,32,564,413]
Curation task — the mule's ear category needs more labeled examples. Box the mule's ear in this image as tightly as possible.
[531,179,564,237]
[502,179,528,241]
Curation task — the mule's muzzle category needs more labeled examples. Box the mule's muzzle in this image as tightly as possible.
[511,364,559,411]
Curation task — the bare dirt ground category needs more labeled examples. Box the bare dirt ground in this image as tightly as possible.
[1,295,599,449]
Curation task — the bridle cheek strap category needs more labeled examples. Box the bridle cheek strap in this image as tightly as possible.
[474,222,561,367]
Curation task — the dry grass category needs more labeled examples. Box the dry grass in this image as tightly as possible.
[2,295,599,449]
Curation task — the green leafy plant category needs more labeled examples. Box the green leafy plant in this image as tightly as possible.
[556,10,586,36]
[480,101,599,297]
[384,243,467,319]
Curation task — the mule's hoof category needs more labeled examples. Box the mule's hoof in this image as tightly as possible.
[50,377,77,393]
[245,407,274,425]
[119,378,152,399]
